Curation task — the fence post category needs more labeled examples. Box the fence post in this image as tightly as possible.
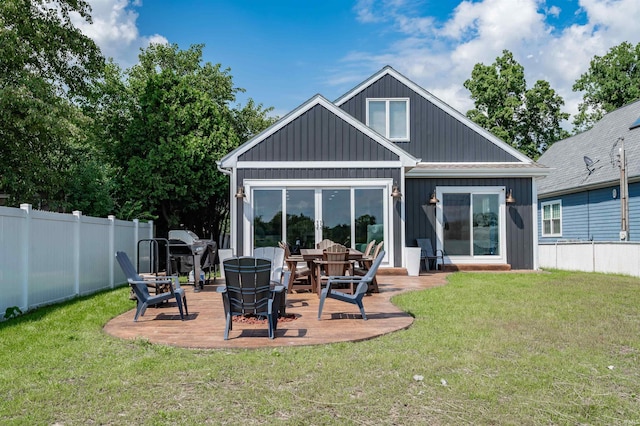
[133,219,139,264]
[19,204,32,311]
[109,215,115,288]
[72,211,82,296]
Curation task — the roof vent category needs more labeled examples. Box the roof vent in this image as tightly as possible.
[630,116,640,130]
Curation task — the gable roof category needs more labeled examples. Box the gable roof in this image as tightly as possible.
[218,94,419,168]
[334,65,534,164]
[537,99,640,197]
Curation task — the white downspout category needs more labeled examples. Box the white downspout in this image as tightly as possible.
[217,163,236,254]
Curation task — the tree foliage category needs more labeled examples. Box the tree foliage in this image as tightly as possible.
[572,41,640,133]
[464,50,569,159]
[0,0,110,213]
[96,43,275,238]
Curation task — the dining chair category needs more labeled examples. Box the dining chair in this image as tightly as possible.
[354,241,383,293]
[279,241,312,293]
[313,244,353,294]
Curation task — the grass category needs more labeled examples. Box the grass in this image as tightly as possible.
[1,270,640,425]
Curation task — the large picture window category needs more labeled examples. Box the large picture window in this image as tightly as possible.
[541,201,562,237]
[366,98,409,141]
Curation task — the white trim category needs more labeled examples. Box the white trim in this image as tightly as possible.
[334,66,533,164]
[218,94,419,168]
[435,186,507,265]
[541,200,562,237]
[407,163,549,178]
[244,178,392,188]
[236,161,405,169]
[366,98,410,142]
[532,178,539,270]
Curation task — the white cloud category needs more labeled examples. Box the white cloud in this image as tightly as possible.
[337,0,640,126]
[72,0,167,69]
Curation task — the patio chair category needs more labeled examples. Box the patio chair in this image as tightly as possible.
[317,250,386,321]
[417,238,444,271]
[115,251,188,322]
[217,257,284,340]
[254,246,286,284]
[313,245,353,294]
[280,241,312,293]
[316,239,335,250]
[354,241,383,292]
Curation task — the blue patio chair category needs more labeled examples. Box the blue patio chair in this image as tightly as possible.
[417,238,443,271]
[115,251,188,322]
[317,250,386,321]
[218,257,284,340]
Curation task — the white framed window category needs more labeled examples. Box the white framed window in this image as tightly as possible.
[541,201,562,237]
[435,186,507,264]
[366,98,409,141]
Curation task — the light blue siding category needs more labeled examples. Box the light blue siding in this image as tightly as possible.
[539,182,640,242]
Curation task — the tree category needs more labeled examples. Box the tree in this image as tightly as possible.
[573,41,640,132]
[464,50,569,159]
[96,43,275,239]
[0,0,109,212]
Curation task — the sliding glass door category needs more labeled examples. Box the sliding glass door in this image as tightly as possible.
[437,187,505,263]
[251,186,386,255]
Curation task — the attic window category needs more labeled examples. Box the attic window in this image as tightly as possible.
[366,98,409,141]
[630,116,640,130]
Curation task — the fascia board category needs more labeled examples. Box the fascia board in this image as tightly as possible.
[334,66,533,164]
[407,164,550,178]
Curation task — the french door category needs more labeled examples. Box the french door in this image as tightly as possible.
[250,184,387,256]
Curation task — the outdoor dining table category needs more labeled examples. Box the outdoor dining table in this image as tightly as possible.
[285,248,363,295]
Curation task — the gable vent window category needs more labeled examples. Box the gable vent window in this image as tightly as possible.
[366,98,409,141]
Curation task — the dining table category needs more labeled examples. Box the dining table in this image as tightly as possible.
[286,248,363,295]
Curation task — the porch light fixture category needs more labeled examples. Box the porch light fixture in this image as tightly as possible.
[234,186,246,198]
[391,185,402,200]
[428,190,439,205]
[505,188,516,204]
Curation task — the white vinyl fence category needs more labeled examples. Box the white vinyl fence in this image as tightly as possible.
[0,204,153,316]
[539,241,640,277]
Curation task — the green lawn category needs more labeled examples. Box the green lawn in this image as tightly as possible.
[1,270,639,425]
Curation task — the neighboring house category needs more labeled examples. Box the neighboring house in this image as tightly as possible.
[218,66,547,270]
[537,100,640,243]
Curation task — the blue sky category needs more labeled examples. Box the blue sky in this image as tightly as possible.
[78,0,640,123]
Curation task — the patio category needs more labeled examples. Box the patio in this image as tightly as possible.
[103,271,450,349]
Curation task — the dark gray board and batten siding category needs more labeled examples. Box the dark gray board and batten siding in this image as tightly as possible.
[405,177,534,270]
[235,103,404,265]
[338,74,522,163]
[238,104,400,162]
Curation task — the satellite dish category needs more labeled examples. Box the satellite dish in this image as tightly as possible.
[584,156,599,174]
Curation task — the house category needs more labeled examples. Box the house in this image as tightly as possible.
[537,100,640,243]
[218,66,547,270]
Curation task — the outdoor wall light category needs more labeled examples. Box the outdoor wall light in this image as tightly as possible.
[428,190,439,205]
[506,188,516,204]
[391,185,402,200]
[235,186,246,198]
